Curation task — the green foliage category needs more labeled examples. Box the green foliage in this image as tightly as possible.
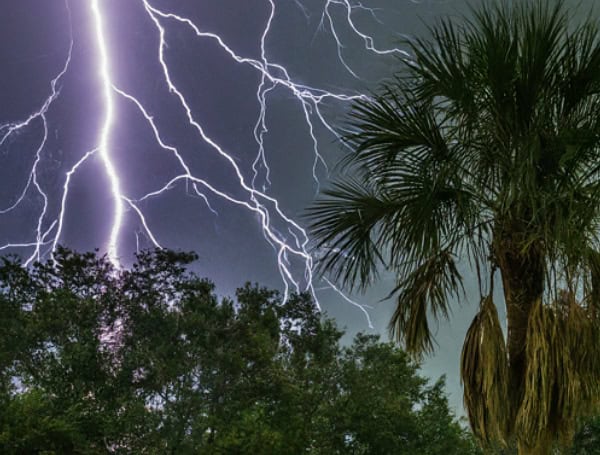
[0,248,476,454]
[335,334,480,455]
[571,415,600,454]
[0,389,85,454]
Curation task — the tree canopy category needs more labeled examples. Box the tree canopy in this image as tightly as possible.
[0,248,478,454]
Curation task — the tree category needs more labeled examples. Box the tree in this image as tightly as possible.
[333,334,479,454]
[0,248,477,454]
[308,1,600,452]
[0,389,87,454]
[571,415,600,454]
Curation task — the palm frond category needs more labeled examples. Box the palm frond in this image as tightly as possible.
[344,86,449,174]
[461,295,510,446]
[309,159,481,291]
[516,297,600,451]
[307,179,398,289]
[390,249,463,356]
[408,16,474,113]
[557,8,600,115]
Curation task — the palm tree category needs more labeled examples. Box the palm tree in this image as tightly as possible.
[308,1,600,453]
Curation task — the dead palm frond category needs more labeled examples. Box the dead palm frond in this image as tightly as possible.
[461,295,509,446]
[517,296,600,452]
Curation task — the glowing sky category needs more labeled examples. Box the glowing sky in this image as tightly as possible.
[0,0,457,309]
[0,0,505,412]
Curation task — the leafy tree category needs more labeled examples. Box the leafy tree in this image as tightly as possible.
[308,1,600,452]
[0,248,477,454]
[332,334,479,455]
[570,415,600,454]
[0,258,30,399]
[0,389,85,454]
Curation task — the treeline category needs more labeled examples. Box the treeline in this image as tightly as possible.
[0,248,478,454]
[2,249,600,453]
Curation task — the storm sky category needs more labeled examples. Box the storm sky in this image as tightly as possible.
[3,0,596,414]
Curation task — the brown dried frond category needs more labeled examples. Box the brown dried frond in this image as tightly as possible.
[461,295,510,446]
[516,296,600,451]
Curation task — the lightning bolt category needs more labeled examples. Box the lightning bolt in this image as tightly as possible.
[0,0,74,266]
[0,0,406,327]
[91,0,124,267]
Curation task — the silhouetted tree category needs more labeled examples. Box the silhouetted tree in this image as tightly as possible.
[0,248,478,454]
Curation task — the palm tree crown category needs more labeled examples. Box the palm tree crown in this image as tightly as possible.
[308,1,600,452]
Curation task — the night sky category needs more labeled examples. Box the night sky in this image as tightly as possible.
[4,0,594,414]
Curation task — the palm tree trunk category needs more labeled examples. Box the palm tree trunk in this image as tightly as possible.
[494,232,545,435]
[517,442,551,455]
